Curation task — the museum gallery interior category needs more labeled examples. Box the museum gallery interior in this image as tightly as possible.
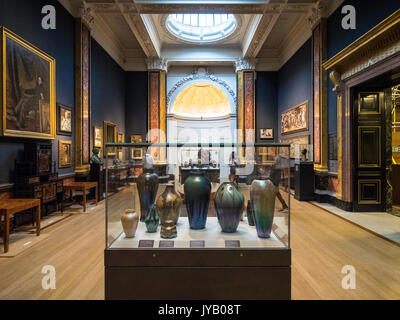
[0,0,399,301]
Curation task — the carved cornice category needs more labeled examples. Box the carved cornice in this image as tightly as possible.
[146,58,168,72]
[235,58,258,72]
[166,71,237,108]
[323,9,400,78]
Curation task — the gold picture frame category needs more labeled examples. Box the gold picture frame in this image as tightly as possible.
[93,125,102,148]
[280,134,310,159]
[1,27,56,139]
[281,101,308,135]
[58,140,72,168]
[130,134,143,160]
[103,121,117,157]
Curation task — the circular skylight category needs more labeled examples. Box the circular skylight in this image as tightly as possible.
[166,14,237,43]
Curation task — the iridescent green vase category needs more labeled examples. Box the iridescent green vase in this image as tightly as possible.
[250,179,276,238]
[137,168,159,221]
[144,204,159,233]
[214,182,244,233]
[184,170,211,230]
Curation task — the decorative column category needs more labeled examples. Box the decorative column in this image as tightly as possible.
[309,8,328,172]
[146,58,167,163]
[74,5,93,175]
[329,71,343,200]
[235,59,257,161]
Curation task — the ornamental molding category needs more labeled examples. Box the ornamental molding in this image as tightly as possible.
[323,10,400,82]
[146,58,168,71]
[78,4,95,26]
[235,58,258,72]
[166,70,237,109]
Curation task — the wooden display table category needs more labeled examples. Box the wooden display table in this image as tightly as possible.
[0,199,41,253]
[63,182,98,212]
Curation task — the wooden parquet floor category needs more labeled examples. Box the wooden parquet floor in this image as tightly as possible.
[0,188,399,300]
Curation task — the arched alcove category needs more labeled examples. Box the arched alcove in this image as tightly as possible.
[167,82,237,179]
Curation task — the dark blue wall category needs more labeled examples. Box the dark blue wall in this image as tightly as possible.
[0,0,75,183]
[277,38,313,141]
[255,72,278,142]
[91,38,126,146]
[327,0,400,135]
[125,72,148,137]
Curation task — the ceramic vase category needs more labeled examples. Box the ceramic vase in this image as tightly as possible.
[121,209,139,238]
[156,182,182,225]
[246,200,255,226]
[214,182,244,233]
[184,170,211,230]
[144,204,159,233]
[250,179,276,238]
[137,168,159,221]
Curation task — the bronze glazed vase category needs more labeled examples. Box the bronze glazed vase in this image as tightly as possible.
[137,168,159,221]
[184,170,211,230]
[120,209,139,238]
[156,182,182,225]
[214,182,244,233]
[250,179,276,238]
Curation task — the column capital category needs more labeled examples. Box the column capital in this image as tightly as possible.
[235,58,257,73]
[307,2,328,30]
[78,3,95,26]
[146,58,168,72]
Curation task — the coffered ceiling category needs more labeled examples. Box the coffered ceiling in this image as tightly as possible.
[59,0,344,71]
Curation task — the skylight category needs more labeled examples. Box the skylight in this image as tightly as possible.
[166,14,237,43]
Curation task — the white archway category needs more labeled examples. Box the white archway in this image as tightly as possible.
[167,82,237,180]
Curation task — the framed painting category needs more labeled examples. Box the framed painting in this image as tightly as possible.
[57,104,72,136]
[280,135,310,159]
[260,128,273,140]
[130,134,143,160]
[1,27,56,139]
[103,121,117,157]
[59,140,72,168]
[281,101,308,135]
[117,132,125,144]
[93,125,102,148]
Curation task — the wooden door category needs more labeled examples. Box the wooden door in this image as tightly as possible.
[353,90,387,212]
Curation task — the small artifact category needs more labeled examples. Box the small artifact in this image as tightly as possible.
[120,209,139,238]
[160,220,177,239]
[145,204,159,233]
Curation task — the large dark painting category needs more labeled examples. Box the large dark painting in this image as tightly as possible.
[1,28,56,139]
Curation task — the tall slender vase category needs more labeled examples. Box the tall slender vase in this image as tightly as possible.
[137,168,159,221]
[214,182,244,233]
[156,182,182,225]
[250,179,276,238]
[184,170,211,230]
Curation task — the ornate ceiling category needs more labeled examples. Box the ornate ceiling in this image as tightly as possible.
[59,0,344,71]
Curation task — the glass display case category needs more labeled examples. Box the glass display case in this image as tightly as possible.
[105,142,291,300]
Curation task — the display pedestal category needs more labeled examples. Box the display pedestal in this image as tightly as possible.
[105,218,291,299]
[294,161,315,201]
[105,248,291,299]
